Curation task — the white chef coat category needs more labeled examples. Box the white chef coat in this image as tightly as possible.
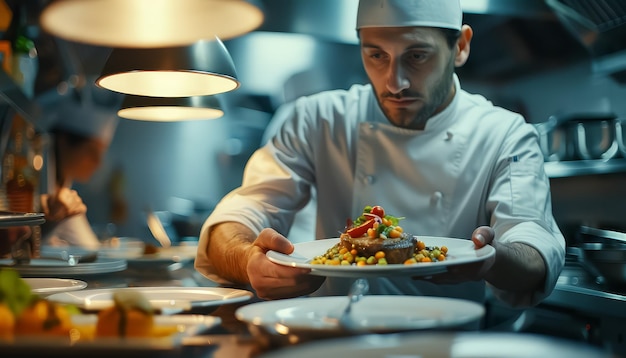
[196,75,566,308]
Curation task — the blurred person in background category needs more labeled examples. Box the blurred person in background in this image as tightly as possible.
[39,97,118,250]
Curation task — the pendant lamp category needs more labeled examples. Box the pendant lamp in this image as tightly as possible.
[117,95,224,121]
[40,0,263,48]
[96,38,239,97]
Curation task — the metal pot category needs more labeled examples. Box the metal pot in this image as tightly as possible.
[534,117,568,162]
[564,113,619,161]
[615,117,626,158]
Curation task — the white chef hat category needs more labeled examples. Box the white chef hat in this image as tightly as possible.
[356,0,462,31]
[52,98,119,145]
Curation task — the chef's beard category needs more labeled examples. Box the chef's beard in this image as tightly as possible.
[377,56,456,130]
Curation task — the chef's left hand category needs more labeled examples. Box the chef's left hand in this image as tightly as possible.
[413,226,496,284]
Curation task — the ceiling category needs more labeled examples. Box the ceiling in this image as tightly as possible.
[2,0,597,114]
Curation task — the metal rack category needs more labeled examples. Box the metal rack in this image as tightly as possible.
[545,158,626,178]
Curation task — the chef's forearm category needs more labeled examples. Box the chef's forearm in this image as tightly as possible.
[485,242,547,292]
[207,222,256,284]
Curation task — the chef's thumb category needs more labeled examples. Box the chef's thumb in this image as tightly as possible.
[255,228,294,254]
[472,226,495,248]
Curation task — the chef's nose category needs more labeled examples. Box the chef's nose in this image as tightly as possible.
[386,59,410,94]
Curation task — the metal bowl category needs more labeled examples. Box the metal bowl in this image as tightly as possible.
[570,117,619,161]
[615,117,626,158]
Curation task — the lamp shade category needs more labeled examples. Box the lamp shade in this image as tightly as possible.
[40,0,264,48]
[96,38,239,97]
[118,95,224,121]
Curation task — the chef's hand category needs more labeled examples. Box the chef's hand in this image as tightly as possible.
[41,188,87,222]
[247,228,325,300]
[414,226,496,284]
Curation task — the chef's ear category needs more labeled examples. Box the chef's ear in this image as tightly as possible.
[455,25,473,67]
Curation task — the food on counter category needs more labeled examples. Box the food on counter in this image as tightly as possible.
[0,303,14,340]
[14,298,73,336]
[0,268,73,340]
[311,205,448,266]
[95,290,155,338]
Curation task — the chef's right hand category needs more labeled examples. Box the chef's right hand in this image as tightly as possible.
[247,228,325,300]
[41,187,87,222]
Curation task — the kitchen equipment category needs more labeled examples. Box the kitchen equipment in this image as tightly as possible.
[567,112,619,160]
[534,116,568,161]
[542,112,619,161]
[568,226,626,286]
[614,117,626,158]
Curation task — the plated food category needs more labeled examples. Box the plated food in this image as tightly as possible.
[46,286,254,312]
[0,268,219,348]
[312,205,448,266]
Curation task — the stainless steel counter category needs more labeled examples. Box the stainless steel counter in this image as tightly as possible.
[540,260,626,356]
[546,262,626,317]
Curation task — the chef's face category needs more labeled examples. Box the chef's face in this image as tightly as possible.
[360,25,471,130]
[60,135,108,183]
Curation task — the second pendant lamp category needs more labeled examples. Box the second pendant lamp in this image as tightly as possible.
[96,37,239,98]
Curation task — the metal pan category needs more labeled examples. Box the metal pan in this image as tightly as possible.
[570,226,626,286]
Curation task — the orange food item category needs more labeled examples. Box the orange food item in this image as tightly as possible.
[0,303,15,340]
[95,290,154,338]
[96,306,154,338]
[14,299,72,336]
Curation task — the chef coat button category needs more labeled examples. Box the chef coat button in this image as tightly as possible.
[444,131,453,141]
[431,191,443,204]
[365,175,376,184]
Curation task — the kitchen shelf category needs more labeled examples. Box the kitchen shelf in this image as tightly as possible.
[545,158,626,178]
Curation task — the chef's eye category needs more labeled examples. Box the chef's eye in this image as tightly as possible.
[364,50,387,62]
[407,51,428,62]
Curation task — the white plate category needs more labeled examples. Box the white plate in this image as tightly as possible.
[258,332,614,358]
[24,278,88,295]
[0,258,127,277]
[0,314,220,354]
[266,236,495,278]
[236,295,485,334]
[46,286,254,311]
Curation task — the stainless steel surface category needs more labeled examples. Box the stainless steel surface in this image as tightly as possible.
[547,260,626,317]
[544,158,626,178]
[543,259,626,355]
[546,0,626,82]
[615,118,626,158]
[329,278,369,330]
[580,225,626,244]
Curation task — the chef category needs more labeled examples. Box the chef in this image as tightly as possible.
[195,0,566,308]
[39,97,118,250]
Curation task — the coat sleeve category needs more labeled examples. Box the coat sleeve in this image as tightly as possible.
[486,120,566,307]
